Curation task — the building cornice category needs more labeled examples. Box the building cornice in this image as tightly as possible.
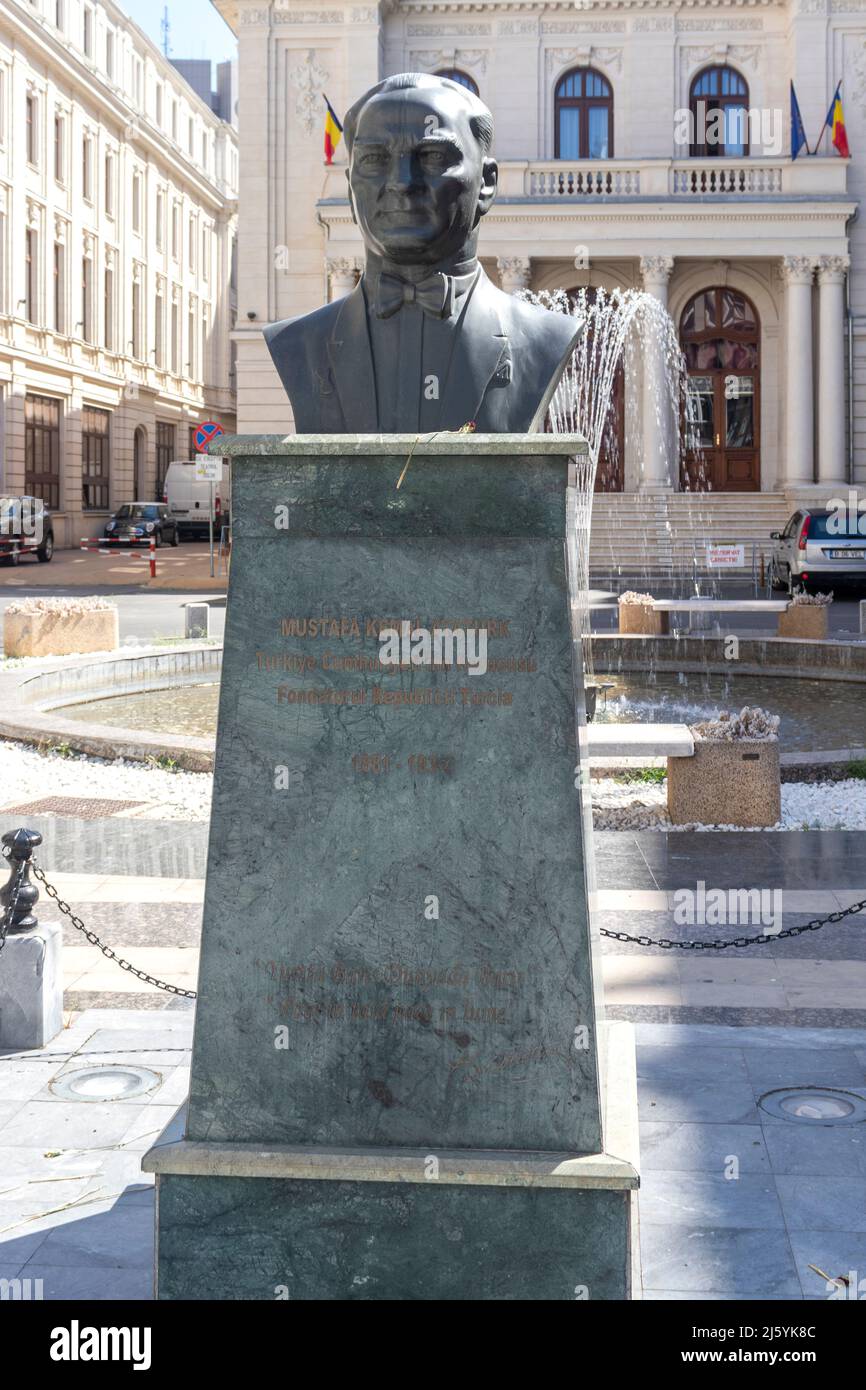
[7,1,236,209]
[213,0,789,32]
[395,1,778,11]
[9,0,235,134]
[317,198,858,227]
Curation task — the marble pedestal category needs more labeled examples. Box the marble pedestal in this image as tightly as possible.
[144,434,640,1300]
[0,923,63,1050]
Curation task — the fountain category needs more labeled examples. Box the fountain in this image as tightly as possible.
[524,285,697,704]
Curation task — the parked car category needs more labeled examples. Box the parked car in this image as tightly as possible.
[0,495,54,565]
[770,508,866,592]
[104,502,179,547]
[163,460,231,540]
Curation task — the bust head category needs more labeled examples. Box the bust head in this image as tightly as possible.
[343,73,498,271]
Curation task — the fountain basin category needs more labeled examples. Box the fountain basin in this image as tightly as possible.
[592,633,866,683]
[3,632,866,778]
[0,646,219,770]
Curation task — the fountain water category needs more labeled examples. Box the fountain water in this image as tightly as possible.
[526,286,699,679]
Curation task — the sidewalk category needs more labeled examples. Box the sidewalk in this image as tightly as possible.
[2,818,865,1300]
[0,1008,191,1300]
[2,1008,865,1300]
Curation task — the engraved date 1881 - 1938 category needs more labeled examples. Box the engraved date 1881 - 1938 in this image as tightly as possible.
[351,754,456,776]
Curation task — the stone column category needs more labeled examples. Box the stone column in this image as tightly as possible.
[817,254,849,487]
[639,255,675,491]
[326,256,361,302]
[496,257,531,295]
[781,255,816,486]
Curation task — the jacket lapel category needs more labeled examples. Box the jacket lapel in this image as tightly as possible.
[440,271,509,430]
[327,281,379,433]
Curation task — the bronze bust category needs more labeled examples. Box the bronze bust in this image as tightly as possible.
[265,73,580,434]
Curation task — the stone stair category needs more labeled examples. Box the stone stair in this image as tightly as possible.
[587,492,791,583]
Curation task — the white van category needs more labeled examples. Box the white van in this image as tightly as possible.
[163,460,231,540]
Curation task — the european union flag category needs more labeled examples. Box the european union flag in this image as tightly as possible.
[791,82,808,159]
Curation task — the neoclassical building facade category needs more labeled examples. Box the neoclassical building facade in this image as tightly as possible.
[0,0,239,545]
[217,0,866,558]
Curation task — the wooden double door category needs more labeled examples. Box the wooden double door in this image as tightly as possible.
[680,286,760,492]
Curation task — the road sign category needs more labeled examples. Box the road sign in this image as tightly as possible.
[706,544,746,568]
[194,421,225,453]
[195,456,222,482]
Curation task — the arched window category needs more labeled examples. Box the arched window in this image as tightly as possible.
[689,66,749,157]
[435,69,479,96]
[555,68,613,159]
[680,286,760,491]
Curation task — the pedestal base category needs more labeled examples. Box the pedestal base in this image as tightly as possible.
[0,922,63,1050]
[144,1021,640,1301]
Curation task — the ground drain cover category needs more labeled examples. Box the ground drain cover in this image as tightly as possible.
[50,1065,162,1102]
[759,1087,866,1125]
[0,796,146,819]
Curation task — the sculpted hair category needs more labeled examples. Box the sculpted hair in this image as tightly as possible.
[342,72,495,157]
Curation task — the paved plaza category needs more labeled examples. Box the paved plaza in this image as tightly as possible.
[1,816,865,1300]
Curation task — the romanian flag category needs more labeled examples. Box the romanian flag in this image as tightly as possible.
[826,83,850,158]
[324,95,343,165]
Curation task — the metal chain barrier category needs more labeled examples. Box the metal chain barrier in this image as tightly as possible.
[601,898,866,950]
[32,863,197,999]
[5,855,864,989]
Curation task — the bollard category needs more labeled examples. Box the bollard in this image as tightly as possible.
[185,603,211,641]
[861,600,866,637]
[0,829,63,1050]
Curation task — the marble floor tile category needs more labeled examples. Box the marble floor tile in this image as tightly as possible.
[639,1075,760,1125]
[115,1104,180,1152]
[743,1046,866,1092]
[638,1043,749,1079]
[27,1264,153,1300]
[0,1099,28,1130]
[643,1290,804,1301]
[640,1225,801,1296]
[678,984,790,1009]
[639,1121,771,1173]
[761,1123,866,1178]
[0,1101,151,1150]
[787,1231,866,1298]
[0,1060,69,1103]
[776,1176,866,1233]
[639,1170,785,1229]
[676,959,783,986]
[20,1197,155,1269]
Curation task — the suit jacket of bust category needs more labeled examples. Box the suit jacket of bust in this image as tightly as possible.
[263,268,581,434]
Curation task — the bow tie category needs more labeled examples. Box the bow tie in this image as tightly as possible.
[375,271,450,321]
[374,270,476,321]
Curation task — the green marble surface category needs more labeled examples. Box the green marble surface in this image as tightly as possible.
[212,432,588,457]
[186,443,603,1154]
[156,1174,631,1301]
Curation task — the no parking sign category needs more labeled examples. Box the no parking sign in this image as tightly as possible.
[194,421,225,453]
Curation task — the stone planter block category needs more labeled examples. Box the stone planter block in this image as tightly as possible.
[667,740,781,828]
[777,606,829,641]
[4,608,119,658]
[618,604,669,636]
